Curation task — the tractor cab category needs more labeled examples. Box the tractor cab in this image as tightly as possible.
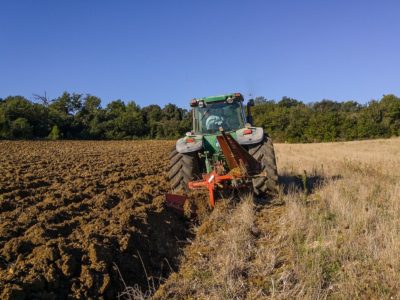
[190,93,247,134]
[176,93,261,156]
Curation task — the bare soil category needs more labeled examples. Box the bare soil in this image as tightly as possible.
[0,140,191,299]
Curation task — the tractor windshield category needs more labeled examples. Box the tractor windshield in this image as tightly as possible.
[193,101,245,134]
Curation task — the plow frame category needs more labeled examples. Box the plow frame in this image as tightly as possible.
[166,130,263,212]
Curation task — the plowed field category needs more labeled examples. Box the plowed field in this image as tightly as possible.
[0,140,191,299]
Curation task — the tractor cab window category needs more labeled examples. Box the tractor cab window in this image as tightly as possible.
[193,101,245,134]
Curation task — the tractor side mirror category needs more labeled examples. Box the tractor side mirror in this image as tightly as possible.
[246,99,255,126]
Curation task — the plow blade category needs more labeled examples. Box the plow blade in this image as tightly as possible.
[165,193,187,214]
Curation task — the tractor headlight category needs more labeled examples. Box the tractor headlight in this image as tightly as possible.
[198,100,205,108]
[226,97,233,104]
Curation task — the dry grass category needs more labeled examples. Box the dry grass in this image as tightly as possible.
[154,196,256,299]
[156,138,400,299]
[267,137,400,299]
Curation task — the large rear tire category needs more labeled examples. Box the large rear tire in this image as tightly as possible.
[248,135,278,196]
[168,148,200,193]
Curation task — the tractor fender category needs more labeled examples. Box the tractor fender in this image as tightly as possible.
[176,136,203,153]
[235,127,264,145]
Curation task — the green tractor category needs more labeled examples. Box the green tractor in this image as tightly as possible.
[168,93,278,208]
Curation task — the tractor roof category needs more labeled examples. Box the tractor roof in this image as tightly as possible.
[196,93,243,104]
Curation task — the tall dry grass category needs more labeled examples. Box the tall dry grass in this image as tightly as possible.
[154,196,256,299]
[264,138,400,299]
[156,138,400,299]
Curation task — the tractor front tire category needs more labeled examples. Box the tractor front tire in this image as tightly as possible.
[248,135,278,196]
[168,148,200,193]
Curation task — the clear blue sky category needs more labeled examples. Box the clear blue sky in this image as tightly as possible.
[1,0,399,108]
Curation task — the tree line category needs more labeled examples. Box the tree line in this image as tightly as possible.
[0,92,399,142]
[252,94,400,142]
[0,92,190,140]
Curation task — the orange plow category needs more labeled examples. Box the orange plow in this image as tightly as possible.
[166,129,262,212]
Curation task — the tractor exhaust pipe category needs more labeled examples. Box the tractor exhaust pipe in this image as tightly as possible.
[246,99,255,125]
